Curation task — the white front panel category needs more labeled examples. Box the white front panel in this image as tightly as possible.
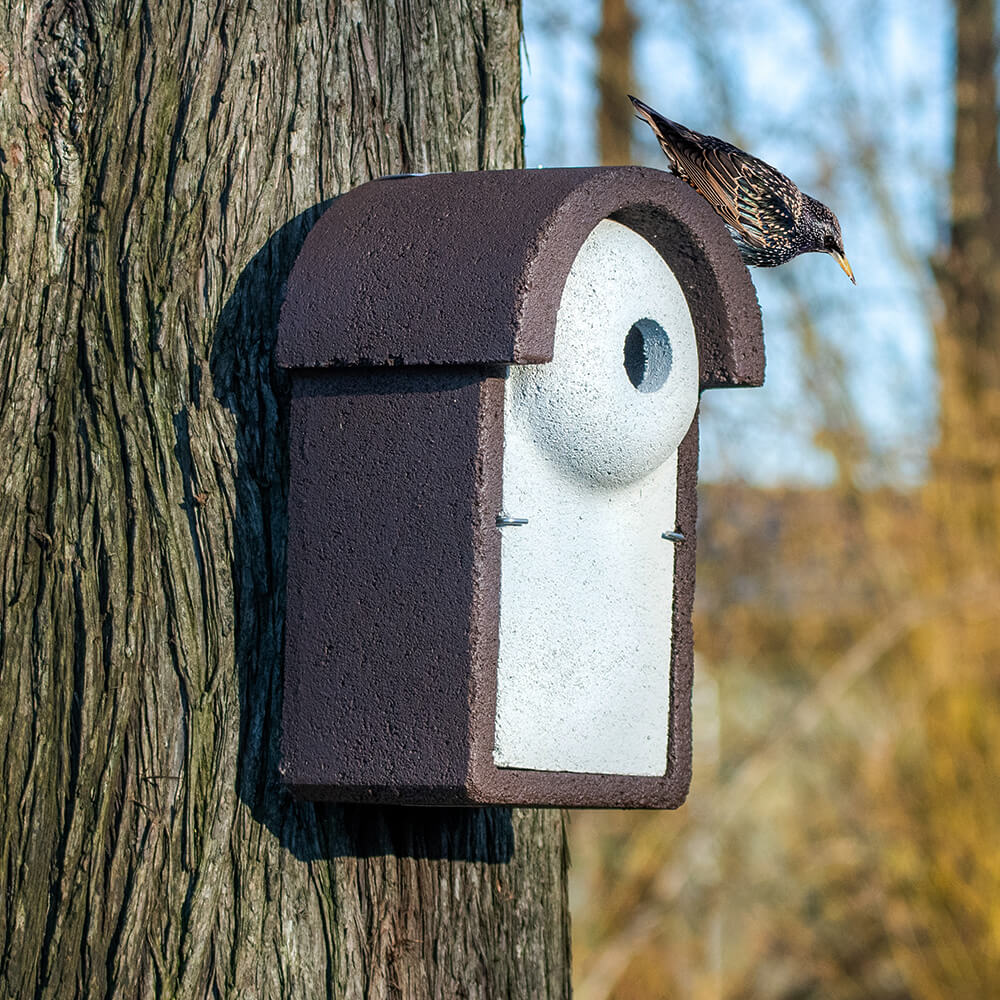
[494,220,699,776]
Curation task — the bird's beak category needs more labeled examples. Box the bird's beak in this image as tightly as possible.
[833,251,856,285]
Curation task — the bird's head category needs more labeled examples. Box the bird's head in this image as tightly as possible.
[805,196,855,284]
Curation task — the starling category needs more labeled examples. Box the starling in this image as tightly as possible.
[629,96,855,283]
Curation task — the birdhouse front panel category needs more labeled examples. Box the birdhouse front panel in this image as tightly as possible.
[494,220,699,776]
[275,167,764,808]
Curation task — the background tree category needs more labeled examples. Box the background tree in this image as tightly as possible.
[0,3,570,998]
[881,0,1000,993]
[595,0,637,164]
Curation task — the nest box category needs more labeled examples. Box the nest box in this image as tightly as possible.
[276,167,764,808]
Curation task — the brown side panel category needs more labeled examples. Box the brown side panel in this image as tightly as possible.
[281,368,497,802]
[665,414,699,798]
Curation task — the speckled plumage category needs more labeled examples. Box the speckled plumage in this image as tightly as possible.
[629,96,855,283]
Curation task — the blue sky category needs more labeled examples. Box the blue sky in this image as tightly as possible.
[521,0,950,485]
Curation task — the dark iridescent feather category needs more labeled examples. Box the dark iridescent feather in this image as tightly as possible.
[629,95,855,282]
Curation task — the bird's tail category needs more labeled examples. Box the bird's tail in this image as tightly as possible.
[627,95,696,146]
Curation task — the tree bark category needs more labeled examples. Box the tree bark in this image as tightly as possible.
[0,3,571,998]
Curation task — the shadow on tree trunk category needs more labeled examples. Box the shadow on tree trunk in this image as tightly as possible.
[209,202,514,863]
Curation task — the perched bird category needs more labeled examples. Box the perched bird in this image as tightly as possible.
[629,96,855,283]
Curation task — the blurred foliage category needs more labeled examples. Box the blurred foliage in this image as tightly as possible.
[572,483,1000,999]
[525,0,1000,997]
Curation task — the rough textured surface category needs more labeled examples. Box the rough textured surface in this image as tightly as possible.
[278,166,764,372]
[612,201,765,388]
[279,168,763,808]
[283,367,496,800]
[495,220,699,776]
[0,3,573,999]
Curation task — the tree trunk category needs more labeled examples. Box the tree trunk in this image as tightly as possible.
[922,0,1000,670]
[0,3,571,998]
[595,0,637,165]
[932,0,1000,561]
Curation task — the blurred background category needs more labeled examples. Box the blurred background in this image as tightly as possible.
[521,1,1000,996]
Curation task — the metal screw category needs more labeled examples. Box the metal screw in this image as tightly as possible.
[662,531,685,543]
[496,513,529,527]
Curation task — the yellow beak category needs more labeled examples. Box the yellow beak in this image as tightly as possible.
[834,251,856,285]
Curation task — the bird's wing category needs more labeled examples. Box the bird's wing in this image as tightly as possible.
[725,156,801,244]
[630,98,801,250]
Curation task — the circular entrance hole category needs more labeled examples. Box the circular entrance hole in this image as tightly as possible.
[623,318,673,393]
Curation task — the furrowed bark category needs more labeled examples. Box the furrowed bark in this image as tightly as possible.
[0,3,571,997]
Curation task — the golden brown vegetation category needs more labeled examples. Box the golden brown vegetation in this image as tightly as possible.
[569,0,1000,996]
